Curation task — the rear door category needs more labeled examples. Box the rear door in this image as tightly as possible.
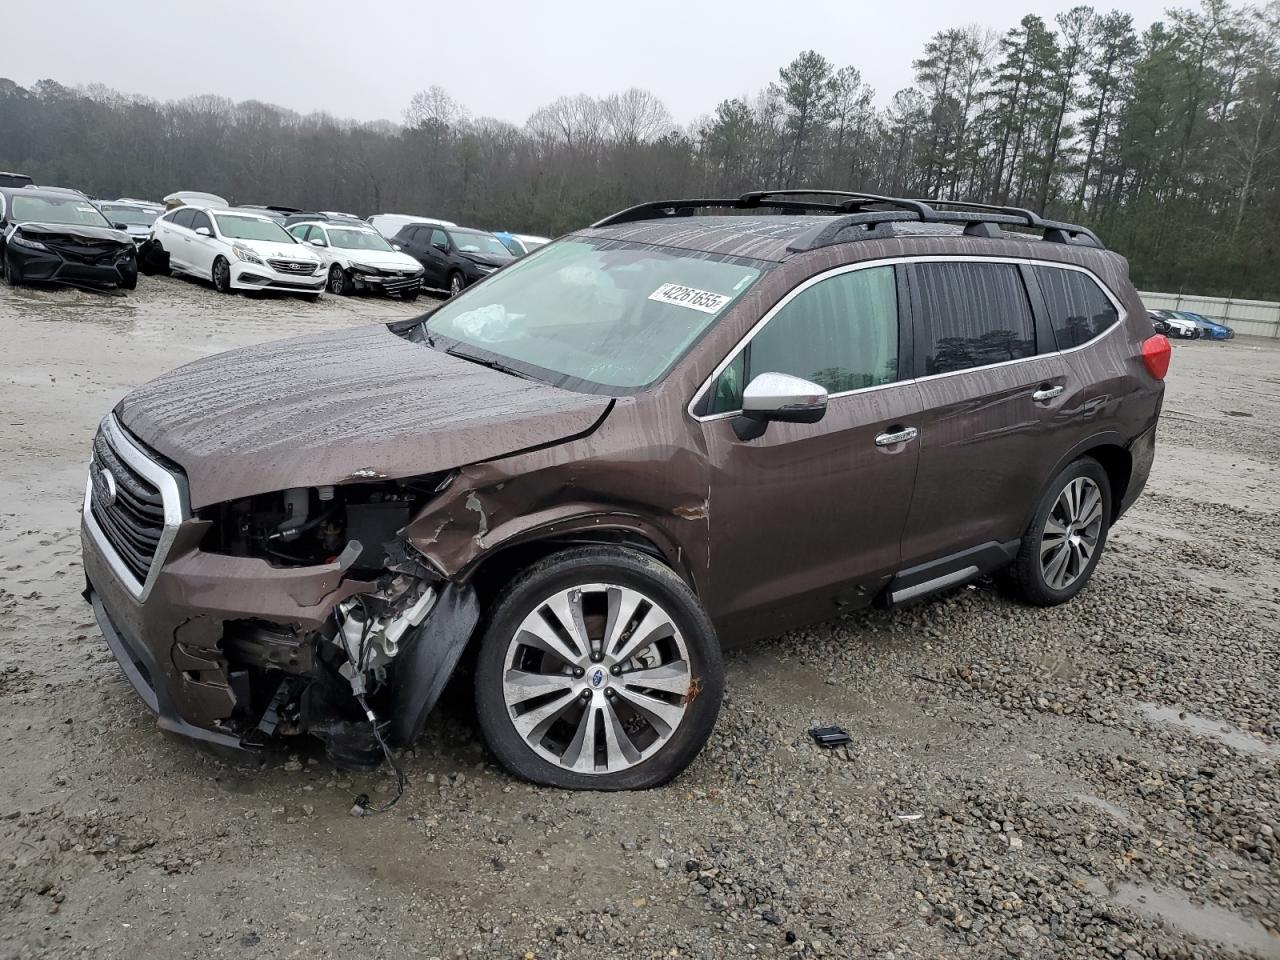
[698,263,924,640]
[900,258,1072,566]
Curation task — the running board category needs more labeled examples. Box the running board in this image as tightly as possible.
[878,541,1019,608]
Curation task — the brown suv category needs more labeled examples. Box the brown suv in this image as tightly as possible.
[81,190,1169,790]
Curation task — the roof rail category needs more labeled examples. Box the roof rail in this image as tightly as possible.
[591,188,1104,251]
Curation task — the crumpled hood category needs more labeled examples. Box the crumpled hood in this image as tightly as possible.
[17,221,132,246]
[114,324,612,508]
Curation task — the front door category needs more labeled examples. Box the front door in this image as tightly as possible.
[697,264,923,642]
[900,259,1072,566]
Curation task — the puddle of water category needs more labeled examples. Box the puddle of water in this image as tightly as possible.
[1136,703,1280,762]
[1113,884,1280,958]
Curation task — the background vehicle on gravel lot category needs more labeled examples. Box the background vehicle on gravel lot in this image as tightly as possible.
[151,203,324,298]
[234,204,300,223]
[1170,310,1234,340]
[367,213,456,241]
[1149,309,1200,339]
[394,222,513,296]
[79,189,1166,791]
[0,171,34,188]
[1,187,137,290]
[98,200,163,245]
[288,219,425,299]
[495,231,551,257]
[163,190,227,210]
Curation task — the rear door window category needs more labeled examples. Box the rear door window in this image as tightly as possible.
[1033,265,1120,349]
[172,208,197,230]
[913,262,1036,375]
[707,265,899,414]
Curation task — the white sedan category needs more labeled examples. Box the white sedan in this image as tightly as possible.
[151,205,325,297]
[289,220,425,299]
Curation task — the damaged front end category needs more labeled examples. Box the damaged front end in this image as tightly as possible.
[81,415,478,766]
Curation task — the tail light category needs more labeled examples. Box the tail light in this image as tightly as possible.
[1141,334,1171,380]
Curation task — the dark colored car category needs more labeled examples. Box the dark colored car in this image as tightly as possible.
[0,171,34,188]
[1149,309,1202,339]
[1,187,138,290]
[393,223,514,296]
[282,211,366,228]
[80,189,1167,790]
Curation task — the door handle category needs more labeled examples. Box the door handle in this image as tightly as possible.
[875,426,918,447]
[1032,384,1064,402]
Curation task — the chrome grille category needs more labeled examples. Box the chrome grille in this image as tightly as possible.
[90,430,164,582]
[84,416,183,598]
[267,258,318,276]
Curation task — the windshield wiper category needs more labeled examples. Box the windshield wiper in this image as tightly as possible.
[445,345,533,381]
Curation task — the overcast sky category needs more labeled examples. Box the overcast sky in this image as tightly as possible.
[6,0,1175,126]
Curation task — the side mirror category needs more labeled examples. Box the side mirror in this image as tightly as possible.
[393,243,403,251]
[310,238,327,247]
[194,226,212,237]
[733,372,828,441]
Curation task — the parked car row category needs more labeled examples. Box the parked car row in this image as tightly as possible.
[1,171,551,302]
[1148,309,1235,340]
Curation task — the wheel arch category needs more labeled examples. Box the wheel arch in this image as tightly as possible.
[1043,432,1132,523]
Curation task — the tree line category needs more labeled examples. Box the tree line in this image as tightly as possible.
[1,0,1277,299]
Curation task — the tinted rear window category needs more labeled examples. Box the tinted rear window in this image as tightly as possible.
[914,262,1036,375]
[1034,266,1120,348]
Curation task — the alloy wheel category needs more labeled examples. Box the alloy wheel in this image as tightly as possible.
[213,258,230,293]
[500,583,692,775]
[449,273,464,297]
[1040,476,1104,590]
[328,265,346,294]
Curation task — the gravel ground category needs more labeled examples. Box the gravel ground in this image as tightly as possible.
[1,275,1277,960]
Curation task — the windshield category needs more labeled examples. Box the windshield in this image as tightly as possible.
[451,229,512,258]
[522,238,547,252]
[424,237,765,391]
[99,205,159,226]
[328,228,394,252]
[10,195,111,228]
[214,214,296,243]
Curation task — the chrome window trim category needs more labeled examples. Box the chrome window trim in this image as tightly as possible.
[687,255,1127,422]
[82,413,187,602]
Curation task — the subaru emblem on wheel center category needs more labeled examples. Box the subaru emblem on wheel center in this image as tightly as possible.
[590,668,605,688]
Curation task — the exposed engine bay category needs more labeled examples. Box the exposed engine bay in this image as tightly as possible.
[187,475,477,809]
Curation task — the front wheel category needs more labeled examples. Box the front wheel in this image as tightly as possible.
[328,264,352,295]
[448,271,465,297]
[211,256,233,294]
[474,547,724,790]
[1003,458,1111,606]
[3,252,20,286]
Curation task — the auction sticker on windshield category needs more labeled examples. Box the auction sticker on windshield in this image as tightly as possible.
[649,282,732,314]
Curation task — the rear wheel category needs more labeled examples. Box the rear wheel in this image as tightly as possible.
[1004,458,1111,606]
[474,547,724,790]
[211,256,232,294]
[327,264,352,295]
[448,271,465,297]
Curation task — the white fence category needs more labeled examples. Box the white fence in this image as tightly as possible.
[1138,290,1280,339]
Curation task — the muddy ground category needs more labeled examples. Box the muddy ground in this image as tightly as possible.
[0,274,1277,960]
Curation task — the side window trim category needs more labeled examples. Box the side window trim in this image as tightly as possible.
[690,261,907,420]
[1018,262,1059,355]
[687,255,1128,422]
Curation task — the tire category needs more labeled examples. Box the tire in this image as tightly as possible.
[3,252,20,287]
[119,268,138,291]
[1003,458,1111,606]
[212,256,232,294]
[327,264,352,295]
[474,547,724,790]
[401,289,420,302]
[448,271,465,298]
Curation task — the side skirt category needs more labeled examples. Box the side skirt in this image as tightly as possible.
[877,540,1020,609]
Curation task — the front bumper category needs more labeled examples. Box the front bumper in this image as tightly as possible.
[350,269,424,297]
[229,259,324,294]
[8,241,136,288]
